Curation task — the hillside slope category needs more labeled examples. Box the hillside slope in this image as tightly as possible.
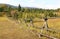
[0,17,39,39]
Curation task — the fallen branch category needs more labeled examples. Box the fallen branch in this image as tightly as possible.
[38,33,58,39]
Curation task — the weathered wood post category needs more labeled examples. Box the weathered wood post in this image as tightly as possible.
[40,17,49,33]
[44,17,49,31]
[30,18,34,27]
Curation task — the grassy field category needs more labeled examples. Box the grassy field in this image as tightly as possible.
[33,18,60,39]
[33,18,60,30]
[0,17,39,39]
[0,17,60,39]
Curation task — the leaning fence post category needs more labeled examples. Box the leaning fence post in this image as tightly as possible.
[44,17,49,30]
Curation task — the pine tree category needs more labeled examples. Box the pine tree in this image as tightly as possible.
[18,4,21,11]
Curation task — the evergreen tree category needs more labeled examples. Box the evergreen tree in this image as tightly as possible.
[18,4,21,11]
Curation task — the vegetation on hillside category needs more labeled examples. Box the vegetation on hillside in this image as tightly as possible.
[0,4,60,18]
[0,4,60,39]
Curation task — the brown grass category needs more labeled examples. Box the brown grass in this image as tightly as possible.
[0,17,60,39]
[0,17,40,39]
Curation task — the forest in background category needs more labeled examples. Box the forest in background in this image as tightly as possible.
[0,4,60,39]
[0,4,60,20]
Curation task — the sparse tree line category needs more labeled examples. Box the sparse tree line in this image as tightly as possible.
[0,4,60,19]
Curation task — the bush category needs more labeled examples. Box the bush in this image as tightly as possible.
[0,7,4,12]
[48,12,57,17]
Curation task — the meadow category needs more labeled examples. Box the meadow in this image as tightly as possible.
[0,17,60,39]
[0,4,60,39]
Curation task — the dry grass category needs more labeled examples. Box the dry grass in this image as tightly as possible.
[33,18,60,39]
[48,18,60,30]
[0,17,8,21]
[33,18,60,30]
[0,17,60,39]
[0,17,39,39]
